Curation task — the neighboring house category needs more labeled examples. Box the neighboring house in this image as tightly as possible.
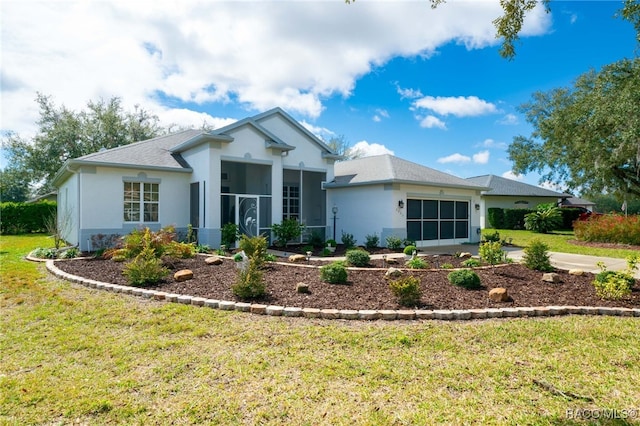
[325,155,488,247]
[560,197,596,212]
[465,174,569,228]
[52,108,341,251]
[27,191,58,204]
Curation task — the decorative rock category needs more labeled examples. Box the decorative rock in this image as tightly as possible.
[433,310,454,320]
[339,310,359,320]
[283,307,303,317]
[320,309,340,319]
[296,282,310,294]
[469,309,488,319]
[541,273,561,283]
[250,304,267,314]
[177,295,192,304]
[379,310,398,320]
[235,302,251,312]
[489,287,509,302]
[451,310,472,320]
[205,256,224,265]
[385,258,399,265]
[218,300,236,311]
[568,269,584,276]
[415,310,435,320]
[358,310,381,320]
[191,297,206,306]
[458,252,472,259]
[396,310,416,320]
[302,308,321,318]
[384,267,403,279]
[265,305,284,316]
[288,254,307,263]
[204,299,220,308]
[174,269,194,282]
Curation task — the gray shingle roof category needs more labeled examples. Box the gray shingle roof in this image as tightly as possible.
[331,155,488,190]
[466,174,568,198]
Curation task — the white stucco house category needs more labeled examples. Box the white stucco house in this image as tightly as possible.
[465,174,569,228]
[326,155,488,247]
[53,108,341,251]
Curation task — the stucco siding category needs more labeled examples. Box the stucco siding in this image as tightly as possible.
[57,174,79,247]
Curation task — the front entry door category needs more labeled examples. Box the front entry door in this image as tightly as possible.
[237,195,259,237]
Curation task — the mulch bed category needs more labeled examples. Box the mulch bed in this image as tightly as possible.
[54,253,640,311]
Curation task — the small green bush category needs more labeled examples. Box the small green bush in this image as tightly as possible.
[461,258,481,268]
[61,247,80,259]
[524,206,562,234]
[31,247,57,259]
[165,241,196,259]
[487,208,505,229]
[232,258,266,299]
[325,239,337,248]
[592,258,637,300]
[405,257,428,269]
[440,263,454,269]
[272,218,304,247]
[364,233,379,249]
[194,244,211,254]
[221,222,239,248]
[308,231,325,248]
[123,247,169,287]
[385,235,403,251]
[447,269,481,289]
[478,241,507,267]
[346,249,370,267]
[523,238,553,272]
[233,253,244,262]
[238,234,268,267]
[321,247,332,256]
[389,276,422,307]
[320,262,348,284]
[341,231,356,249]
[482,230,501,243]
[403,245,417,256]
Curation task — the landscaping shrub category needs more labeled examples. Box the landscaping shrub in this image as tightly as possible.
[405,257,428,269]
[123,247,169,287]
[592,257,638,300]
[271,218,304,247]
[403,245,417,256]
[0,201,57,234]
[341,231,356,249]
[60,247,80,259]
[574,214,640,245]
[232,257,266,299]
[482,230,501,243]
[346,249,370,267]
[478,241,507,267]
[165,241,196,259]
[364,233,379,249]
[524,206,562,233]
[447,269,481,289]
[325,239,337,248]
[389,276,422,306]
[308,231,325,248]
[31,247,57,259]
[385,235,403,251]
[487,207,505,229]
[461,258,481,268]
[560,208,584,229]
[504,208,534,230]
[320,261,348,284]
[221,222,239,249]
[440,263,454,269]
[522,238,553,272]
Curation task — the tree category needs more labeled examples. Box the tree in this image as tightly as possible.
[0,166,32,202]
[2,93,163,196]
[508,58,640,198]
[325,135,363,161]
[345,0,640,60]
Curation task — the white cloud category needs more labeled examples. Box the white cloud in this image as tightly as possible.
[300,120,336,141]
[0,0,551,135]
[396,85,423,100]
[438,153,471,164]
[502,171,523,181]
[350,140,394,157]
[478,138,508,150]
[419,115,447,129]
[413,95,498,117]
[497,113,518,125]
[472,150,490,164]
[372,109,389,122]
[158,108,237,131]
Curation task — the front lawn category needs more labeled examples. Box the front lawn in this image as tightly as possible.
[2,234,639,425]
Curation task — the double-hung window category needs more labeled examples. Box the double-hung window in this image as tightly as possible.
[124,182,159,222]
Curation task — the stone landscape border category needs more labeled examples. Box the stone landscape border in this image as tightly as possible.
[42,258,640,321]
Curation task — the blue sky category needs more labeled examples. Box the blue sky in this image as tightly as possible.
[1,1,638,190]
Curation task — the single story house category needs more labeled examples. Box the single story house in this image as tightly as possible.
[325,155,489,247]
[465,174,569,228]
[560,197,596,212]
[53,108,341,252]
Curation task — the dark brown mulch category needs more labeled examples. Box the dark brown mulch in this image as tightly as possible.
[54,254,640,311]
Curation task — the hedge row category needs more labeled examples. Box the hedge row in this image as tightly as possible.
[0,201,57,234]
[487,207,583,230]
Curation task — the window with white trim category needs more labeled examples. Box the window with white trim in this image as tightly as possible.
[283,185,299,221]
[124,182,159,222]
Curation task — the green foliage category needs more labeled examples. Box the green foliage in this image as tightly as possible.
[106,226,193,261]
[238,234,268,267]
[509,58,640,198]
[194,244,211,254]
[221,222,239,248]
[559,208,584,229]
[440,263,454,269]
[478,241,507,267]
[31,247,57,259]
[232,257,266,299]
[385,235,403,251]
[346,249,370,267]
[592,256,638,300]
[487,208,505,229]
[340,231,356,249]
[320,261,348,284]
[447,269,482,289]
[523,238,553,272]
[405,257,428,269]
[524,206,562,234]
[165,241,196,259]
[308,231,325,248]
[389,276,422,307]
[0,201,57,234]
[271,218,304,247]
[61,247,80,259]
[3,93,162,195]
[325,239,337,248]
[364,233,379,249]
[574,214,640,245]
[0,167,32,202]
[482,230,501,243]
[504,208,534,230]
[233,253,244,262]
[403,245,417,255]
[461,258,481,268]
[122,247,169,287]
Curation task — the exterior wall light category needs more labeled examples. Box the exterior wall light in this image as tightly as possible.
[398,200,404,208]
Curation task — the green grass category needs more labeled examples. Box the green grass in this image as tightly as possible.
[2,234,640,425]
[486,228,640,259]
